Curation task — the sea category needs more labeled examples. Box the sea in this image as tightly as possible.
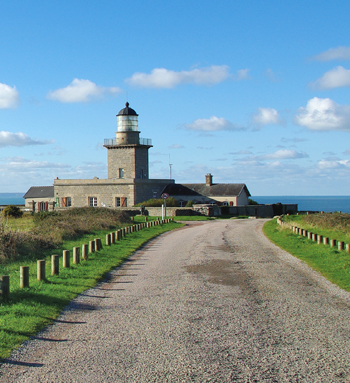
[0,193,350,214]
[253,196,350,214]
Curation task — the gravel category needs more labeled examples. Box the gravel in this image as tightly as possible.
[1,219,350,382]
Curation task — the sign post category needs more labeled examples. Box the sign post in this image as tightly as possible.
[161,193,169,219]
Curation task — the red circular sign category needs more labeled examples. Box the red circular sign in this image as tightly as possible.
[162,193,169,199]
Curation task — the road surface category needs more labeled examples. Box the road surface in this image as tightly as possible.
[1,219,350,382]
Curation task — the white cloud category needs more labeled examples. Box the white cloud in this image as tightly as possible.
[169,144,184,149]
[294,97,350,131]
[47,79,121,103]
[5,157,69,170]
[311,66,350,90]
[126,65,230,88]
[318,159,350,170]
[234,69,250,80]
[264,68,280,82]
[253,107,281,125]
[0,83,19,109]
[312,47,350,61]
[185,116,242,132]
[0,131,53,148]
[257,149,308,160]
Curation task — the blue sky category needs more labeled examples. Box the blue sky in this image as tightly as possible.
[1,1,350,196]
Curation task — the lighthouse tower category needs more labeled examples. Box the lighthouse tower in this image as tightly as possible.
[103,103,152,180]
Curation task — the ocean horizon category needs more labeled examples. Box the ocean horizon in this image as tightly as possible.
[1,193,350,214]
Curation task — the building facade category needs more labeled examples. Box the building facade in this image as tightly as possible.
[24,103,252,212]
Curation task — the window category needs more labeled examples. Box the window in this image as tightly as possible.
[119,168,124,178]
[153,191,157,199]
[61,197,72,207]
[116,197,127,207]
[89,197,97,207]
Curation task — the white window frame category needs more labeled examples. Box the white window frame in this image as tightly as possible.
[89,197,97,207]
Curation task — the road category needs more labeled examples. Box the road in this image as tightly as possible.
[1,219,350,382]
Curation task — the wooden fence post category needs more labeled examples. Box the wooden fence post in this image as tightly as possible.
[106,234,111,246]
[82,244,88,260]
[51,254,59,276]
[89,240,95,253]
[317,235,323,245]
[63,250,70,268]
[37,260,46,281]
[20,266,29,288]
[73,247,80,264]
[323,237,329,245]
[338,241,345,251]
[346,244,350,253]
[330,239,336,248]
[111,232,115,244]
[1,275,10,301]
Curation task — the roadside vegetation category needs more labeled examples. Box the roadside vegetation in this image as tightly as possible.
[0,209,183,360]
[263,213,350,293]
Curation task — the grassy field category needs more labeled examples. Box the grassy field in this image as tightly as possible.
[0,216,183,360]
[263,216,350,293]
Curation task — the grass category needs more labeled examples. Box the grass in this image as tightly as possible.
[283,213,350,244]
[0,220,183,360]
[263,218,350,293]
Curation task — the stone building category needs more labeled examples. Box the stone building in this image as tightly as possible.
[23,103,251,212]
[53,103,174,209]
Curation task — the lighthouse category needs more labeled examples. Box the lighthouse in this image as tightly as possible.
[104,102,152,180]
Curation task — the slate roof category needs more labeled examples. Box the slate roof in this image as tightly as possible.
[23,186,54,199]
[162,183,251,197]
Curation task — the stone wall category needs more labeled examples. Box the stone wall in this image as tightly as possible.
[107,145,149,180]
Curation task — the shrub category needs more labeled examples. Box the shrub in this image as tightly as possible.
[248,198,259,205]
[2,205,23,218]
[135,197,179,207]
[185,200,194,207]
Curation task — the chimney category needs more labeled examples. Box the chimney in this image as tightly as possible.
[205,173,213,186]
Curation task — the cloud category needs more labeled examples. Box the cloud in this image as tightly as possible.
[252,107,281,125]
[311,66,350,90]
[234,69,250,80]
[47,79,121,103]
[126,65,230,88]
[230,150,253,155]
[185,116,242,132]
[264,68,280,82]
[281,137,308,143]
[344,149,350,155]
[5,156,69,170]
[168,144,184,149]
[257,149,308,160]
[294,97,350,131]
[312,47,350,61]
[0,83,19,109]
[317,159,350,170]
[0,131,53,148]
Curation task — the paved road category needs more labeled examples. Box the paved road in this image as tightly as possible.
[1,219,350,382]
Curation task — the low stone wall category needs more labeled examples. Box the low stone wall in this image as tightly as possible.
[146,207,194,216]
[226,204,298,218]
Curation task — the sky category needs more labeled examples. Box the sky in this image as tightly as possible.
[1,1,350,196]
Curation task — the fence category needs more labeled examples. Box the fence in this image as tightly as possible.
[0,218,173,300]
[276,216,350,253]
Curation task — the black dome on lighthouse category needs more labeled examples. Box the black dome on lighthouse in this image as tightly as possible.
[117,102,138,116]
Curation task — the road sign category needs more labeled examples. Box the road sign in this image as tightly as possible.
[162,193,169,199]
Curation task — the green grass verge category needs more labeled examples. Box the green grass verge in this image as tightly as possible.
[263,219,350,292]
[0,221,183,360]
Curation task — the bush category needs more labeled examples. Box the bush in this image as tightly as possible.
[2,205,23,218]
[185,200,194,207]
[134,197,179,207]
[248,198,259,205]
